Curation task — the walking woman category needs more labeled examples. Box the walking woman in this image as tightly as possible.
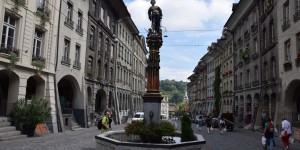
[206,116,212,134]
[281,117,292,150]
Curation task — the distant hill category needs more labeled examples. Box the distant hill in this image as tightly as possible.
[159,79,187,104]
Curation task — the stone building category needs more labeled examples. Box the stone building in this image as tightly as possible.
[226,0,262,125]
[276,0,300,128]
[116,17,147,123]
[55,0,89,130]
[0,0,60,132]
[84,0,130,125]
[161,96,169,119]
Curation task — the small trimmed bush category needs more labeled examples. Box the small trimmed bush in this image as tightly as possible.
[181,114,196,142]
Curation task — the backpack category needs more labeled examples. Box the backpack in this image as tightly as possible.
[97,118,103,130]
[265,123,274,138]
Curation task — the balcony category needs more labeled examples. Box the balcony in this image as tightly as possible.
[37,2,51,17]
[251,23,258,33]
[294,10,300,22]
[252,80,259,86]
[282,20,290,31]
[76,25,83,36]
[64,17,74,29]
[61,56,71,66]
[73,60,81,70]
[245,82,251,88]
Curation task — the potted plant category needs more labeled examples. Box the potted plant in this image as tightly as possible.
[32,56,46,71]
[10,97,51,137]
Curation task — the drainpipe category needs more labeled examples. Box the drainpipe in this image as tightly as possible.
[53,1,64,132]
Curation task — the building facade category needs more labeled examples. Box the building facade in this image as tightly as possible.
[0,0,60,132]
[116,18,147,123]
[276,0,300,127]
[55,0,89,130]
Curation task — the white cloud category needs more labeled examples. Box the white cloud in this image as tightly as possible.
[160,67,192,81]
[126,0,235,31]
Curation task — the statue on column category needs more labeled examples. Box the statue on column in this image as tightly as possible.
[148,0,162,33]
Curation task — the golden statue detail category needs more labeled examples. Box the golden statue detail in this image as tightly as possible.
[148,0,162,33]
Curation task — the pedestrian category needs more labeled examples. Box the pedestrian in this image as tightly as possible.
[206,115,212,134]
[281,117,292,150]
[108,111,113,130]
[219,117,226,135]
[261,110,267,132]
[263,117,274,150]
[197,115,204,131]
[101,110,110,133]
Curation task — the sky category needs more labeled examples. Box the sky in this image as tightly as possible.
[123,0,240,81]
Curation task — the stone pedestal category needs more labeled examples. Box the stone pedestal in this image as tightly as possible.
[143,94,163,124]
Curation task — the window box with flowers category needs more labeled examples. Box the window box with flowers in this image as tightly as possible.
[295,52,300,67]
[32,56,46,71]
[283,61,292,71]
[0,45,20,70]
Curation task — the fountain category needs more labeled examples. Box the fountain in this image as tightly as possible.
[95,1,206,149]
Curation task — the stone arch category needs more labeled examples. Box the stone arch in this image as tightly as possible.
[285,79,300,123]
[25,75,45,100]
[58,75,81,113]
[0,70,19,116]
[95,89,106,113]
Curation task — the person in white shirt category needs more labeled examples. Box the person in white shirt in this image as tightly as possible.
[219,117,226,135]
[281,117,292,150]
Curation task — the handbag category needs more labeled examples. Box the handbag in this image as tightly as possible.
[261,136,266,145]
[289,137,295,144]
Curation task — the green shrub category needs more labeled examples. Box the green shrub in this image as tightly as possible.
[11,97,51,131]
[125,120,175,143]
[181,114,196,142]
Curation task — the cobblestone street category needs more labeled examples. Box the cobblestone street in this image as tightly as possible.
[0,120,299,150]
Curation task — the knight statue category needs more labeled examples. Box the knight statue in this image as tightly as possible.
[148,0,162,33]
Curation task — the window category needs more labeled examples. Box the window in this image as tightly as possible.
[91,0,96,16]
[67,2,73,21]
[75,45,80,61]
[247,69,251,84]
[100,7,104,21]
[269,21,275,43]
[285,40,291,61]
[64,39,70,58]
[1,15,16,48]
[90,26,95,47]
[254,38,258,53]
[297,32,300,51]
[240,73,243,86]
[110,45,114,59]
[297,0,300,12]
[271,58,276,79]
[283,1,290,22]
[77,11,82,29]
[97,59,101,79]
[32,31,43,58]
[264,62,268,81]
[98,32,102,51]
[254,66,258,81]
[107,15,110,29]
[263,29,267,49]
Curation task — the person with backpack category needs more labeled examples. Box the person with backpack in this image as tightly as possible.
[263,117,274,150]
[98,110,110,133]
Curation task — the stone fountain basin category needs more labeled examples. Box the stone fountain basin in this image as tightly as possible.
[95,130,206,150]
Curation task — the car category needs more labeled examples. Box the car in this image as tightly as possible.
[132,112,144,123]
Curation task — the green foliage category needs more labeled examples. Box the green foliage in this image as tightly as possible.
[181,114,195,142]
[160,79,187,104]
[32,60,46,71]
[11,97,51,129]
[213,65,221,118]
[240,48,250,60]
[8,52,20,71]
[125,121,175,143]
[35,11,50,27]
[12,0,25,12]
